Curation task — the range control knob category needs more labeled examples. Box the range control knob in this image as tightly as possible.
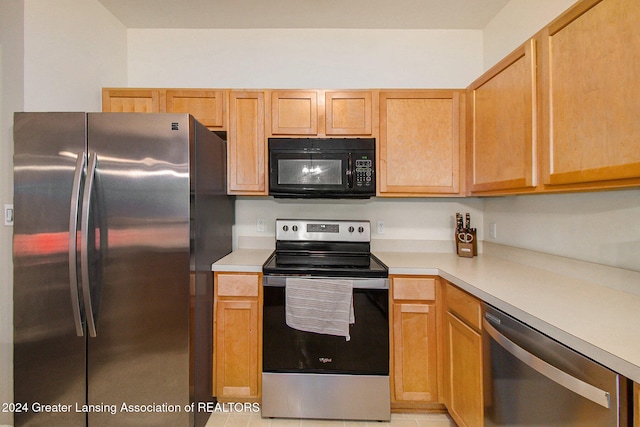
[348,226,355,233]
[292,225,298,232]
[282,225,289,232]
[358,226,365,233]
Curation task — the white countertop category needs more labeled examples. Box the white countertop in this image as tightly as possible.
[211,249,273,273]
[212,248,640,383]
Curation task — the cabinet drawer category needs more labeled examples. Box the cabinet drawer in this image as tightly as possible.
[392,277,436,301]
[216,274,259,297]
[446,284,482,331]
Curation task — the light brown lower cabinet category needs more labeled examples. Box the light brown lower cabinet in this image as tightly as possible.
[445,282,483,427]
[213,272,262,402]
[390,276,441,409]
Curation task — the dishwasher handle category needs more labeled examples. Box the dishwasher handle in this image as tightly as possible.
[483,316,611,409]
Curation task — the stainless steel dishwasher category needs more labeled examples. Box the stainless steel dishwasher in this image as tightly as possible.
[482,303,631,426]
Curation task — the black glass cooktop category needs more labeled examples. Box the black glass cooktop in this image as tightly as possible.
[262,251,388,278]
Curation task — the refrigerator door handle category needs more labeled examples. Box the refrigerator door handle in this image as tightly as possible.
[81,152,98,337]
[69,152,86,337]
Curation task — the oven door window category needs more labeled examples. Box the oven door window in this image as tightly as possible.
[263,286,389,375]
[270,152,350,194]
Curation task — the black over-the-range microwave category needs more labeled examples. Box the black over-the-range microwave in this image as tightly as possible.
[268,138,376,199]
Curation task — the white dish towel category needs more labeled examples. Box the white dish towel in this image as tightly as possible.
[285,278,355,341]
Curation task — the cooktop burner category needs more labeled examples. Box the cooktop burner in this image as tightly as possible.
[262,219,388,278]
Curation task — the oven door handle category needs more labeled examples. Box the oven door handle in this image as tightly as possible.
[483,317,611,409]
[263,275,388,290]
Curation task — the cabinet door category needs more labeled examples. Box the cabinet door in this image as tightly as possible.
[540,0,640,189]
[379,91,462,196]
[271,90,318,135]
[102,88,163,112]
[468,39,537,194]
[166,89,226,130]
[392,302,438,403]
[325,91,372,135]
[635,382,639,427]
[446,312,483,427]
[228,91,267,194]
[214,299,259,399]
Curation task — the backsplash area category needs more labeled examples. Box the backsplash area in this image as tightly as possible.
[233,197,484,253]
[483,188,640,272]
[233,188,639,274]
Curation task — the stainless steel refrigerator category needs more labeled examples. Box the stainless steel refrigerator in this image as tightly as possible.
[13,112,234,427]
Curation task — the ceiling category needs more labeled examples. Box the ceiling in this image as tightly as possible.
[97,0,511,30]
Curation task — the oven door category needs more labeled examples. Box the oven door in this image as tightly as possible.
[262,276,389,375]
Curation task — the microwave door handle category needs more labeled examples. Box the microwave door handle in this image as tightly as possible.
[347,153,354,189]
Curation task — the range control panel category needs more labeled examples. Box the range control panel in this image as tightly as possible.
[275,219,371,242]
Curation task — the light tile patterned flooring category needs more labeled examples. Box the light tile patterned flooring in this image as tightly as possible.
[205,411,456,427]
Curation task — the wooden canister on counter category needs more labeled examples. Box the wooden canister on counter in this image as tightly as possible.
[455,213,477,257]
[456,229,476,257]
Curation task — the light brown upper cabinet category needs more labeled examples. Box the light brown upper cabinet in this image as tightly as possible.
[227,90,267,195]
[467,39,537,195]
[102,88,164,113]
[325,91,373,135]
[103,88,227,131]
[165,89,226,130]
[539,0,640,191]
[270,90,373,137]
[378,90,464,196]
[271,90,319,135]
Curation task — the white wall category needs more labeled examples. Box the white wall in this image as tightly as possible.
[126,28,485,249]
[483,0,579,69]
[127,28,482,89]
[483,190,640,271]
[0,1,126,424]
[23,0,127,111]
[234,197,484,252]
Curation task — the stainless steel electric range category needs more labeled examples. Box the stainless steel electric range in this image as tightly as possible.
[261,219,390,421]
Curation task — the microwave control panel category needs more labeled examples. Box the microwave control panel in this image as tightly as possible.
[355,157,373,187]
